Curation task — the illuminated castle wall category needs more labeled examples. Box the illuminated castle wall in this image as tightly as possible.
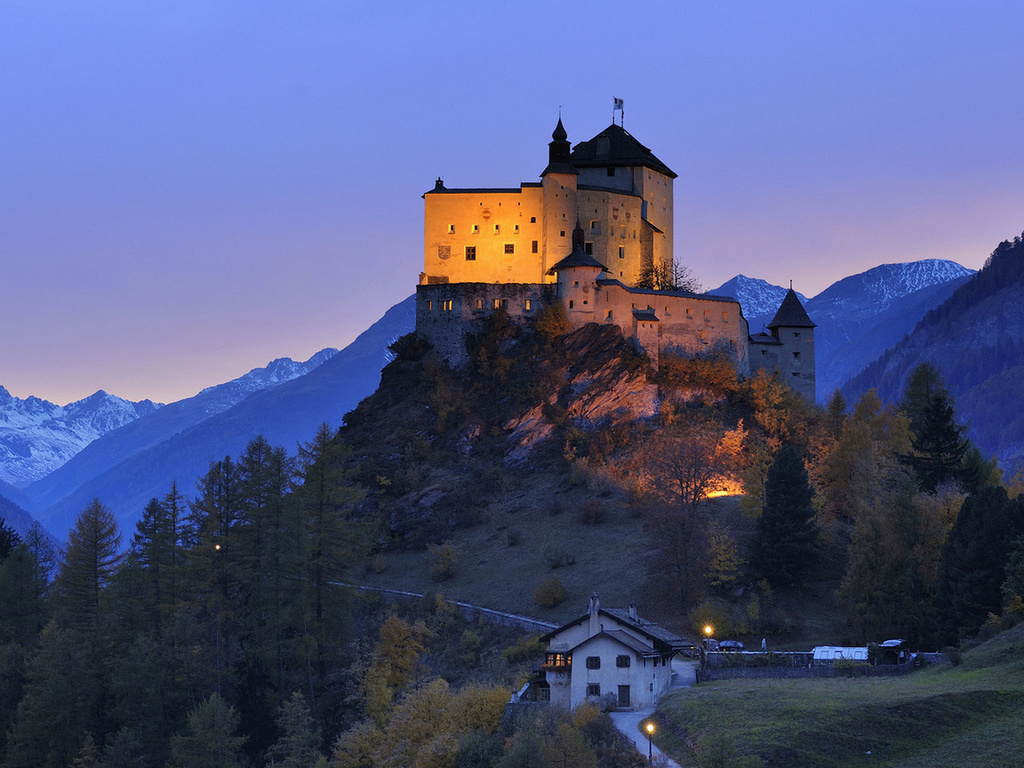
[416,118,816,402]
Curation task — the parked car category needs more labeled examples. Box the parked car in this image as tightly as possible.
[718,640,744,652]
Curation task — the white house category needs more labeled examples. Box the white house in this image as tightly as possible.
[536,594,689,710]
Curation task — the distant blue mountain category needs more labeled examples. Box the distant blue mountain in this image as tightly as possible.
[31,295,416,538]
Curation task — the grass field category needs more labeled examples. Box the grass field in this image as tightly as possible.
[654,623,1024,768]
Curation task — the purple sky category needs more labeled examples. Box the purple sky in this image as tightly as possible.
[3,1,1023,406]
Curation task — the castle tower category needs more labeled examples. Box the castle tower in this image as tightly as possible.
[541,118,578,279]
[765,288,816,402]
[548,220,609,326]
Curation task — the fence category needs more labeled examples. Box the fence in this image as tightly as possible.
[697,654,916,683]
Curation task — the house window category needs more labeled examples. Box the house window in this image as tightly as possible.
[586,656,601,670]
[447,224,455,234]
[504,243,515,254]
[465,246,476,261]
[586,684,601,697]
[584,242,593,254]
[616,655,631,668]
[532,240,539,253]
[437,245,451,260]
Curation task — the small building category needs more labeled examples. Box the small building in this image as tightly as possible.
[537,594,689,710]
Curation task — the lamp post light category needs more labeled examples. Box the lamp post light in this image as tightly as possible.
[645,721,655,764]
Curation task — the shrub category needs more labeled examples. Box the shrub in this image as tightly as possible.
[534,576,567,609]
[544,547,576,569]
[942,645,963,666]
[427,540,459,581]
[501,635,545,665]
[580,498,605,525]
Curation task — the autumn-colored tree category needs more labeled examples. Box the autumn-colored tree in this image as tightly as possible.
[361,615,432,725]
[706,523,744,594]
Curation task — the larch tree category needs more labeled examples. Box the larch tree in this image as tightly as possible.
[167,693,248,768]
[750,444,819,586]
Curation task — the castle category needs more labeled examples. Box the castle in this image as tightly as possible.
[415,117,816,401]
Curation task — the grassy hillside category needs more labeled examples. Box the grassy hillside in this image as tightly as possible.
[654,623,1024,767]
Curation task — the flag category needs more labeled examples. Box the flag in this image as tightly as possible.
[614,97,624,111]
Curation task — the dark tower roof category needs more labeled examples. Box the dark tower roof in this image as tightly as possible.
[542,117,578,177]
[570,123,677,179]
[547,220,609,274]
[767,288,816,329]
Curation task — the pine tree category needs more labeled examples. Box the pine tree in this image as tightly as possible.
[898,363,970,492]
[0,516,20,561]
[55,499,124,630]
[265,691,321,768]
[750,445,819,586]
[167,693,248,768]
[934,486,1024,644]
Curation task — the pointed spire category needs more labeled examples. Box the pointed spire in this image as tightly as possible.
[542,114,577,177]
[552,116,567,142]
[767,288,816,330]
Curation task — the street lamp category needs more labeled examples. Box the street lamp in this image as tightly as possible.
[645,721,655,764]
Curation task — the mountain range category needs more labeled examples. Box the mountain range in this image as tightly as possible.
[0,249,1008,540]
[16,295,415,538]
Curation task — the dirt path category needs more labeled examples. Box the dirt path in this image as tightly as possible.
[607,659,696,767]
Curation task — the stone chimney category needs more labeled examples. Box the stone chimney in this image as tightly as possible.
[628,603,638,622]
[588,594,600,636]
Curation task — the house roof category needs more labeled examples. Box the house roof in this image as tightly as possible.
[570,123,677,179]
[767,288,816,330]
[540,607,689,653]
[569,629,658,657]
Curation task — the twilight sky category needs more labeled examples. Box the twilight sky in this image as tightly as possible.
[3,1,1023,405]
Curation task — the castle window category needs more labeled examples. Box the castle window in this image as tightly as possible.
[793,351,801,360]
[560,231,565,237]
[607,166,615,177]
[514,224,520,233]
[493,224,500,234]
[686,308,692,318]
[437,245,451,260]
[584,242,593,254]
[619,225,626,239]
[568,300,574,309]
[471,224,479,233]
[442,300,453,311]
[618,246,624,259]
[762,350,767,355]
[427,300,432,311]
[476,299,483,310]
[525,299,532,311]
[465,246,476,261]
[586,657,601,670]
[722,311,728,321]
[700,331,709,342]
[703,310,710,321]
[589,220,601,235]
[794,332,801,338]
[606,310,613,320]
[530,216,536,223]
[447,224,455,234]
[504,243,515,255]
[586,684,600,697]
[616,655,630,668]
[532,240,538,253]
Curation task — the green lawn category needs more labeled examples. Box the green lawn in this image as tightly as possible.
[654,624,1024,768]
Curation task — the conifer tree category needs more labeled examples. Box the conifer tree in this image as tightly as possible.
[55,499,124,630]
[266,691,322,768]
[0,516,20,561]
[750,445,819,586]
[167,693,248,768]
[898,363,970,492]
[934,486,1024,643]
